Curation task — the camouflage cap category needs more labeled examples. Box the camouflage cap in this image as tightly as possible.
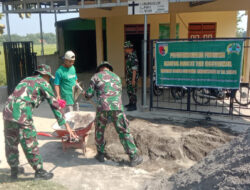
[35,64,54,79]
[96,61,113,73]
[124,41,134,48]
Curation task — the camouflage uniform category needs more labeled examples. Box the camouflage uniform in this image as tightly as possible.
[3,73,65,171]
[125,48,139,107]
[85,68,138,157]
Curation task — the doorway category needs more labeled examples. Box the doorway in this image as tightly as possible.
[58,18,107,73]
[64,30,97,73]
[124,24,150,76]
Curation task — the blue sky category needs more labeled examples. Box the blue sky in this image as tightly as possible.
[0,4,79,36]
[238,11,248,31]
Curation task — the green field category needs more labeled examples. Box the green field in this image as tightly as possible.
[0,44,56,86]
[34,44,57,56]
[0,45,5,85]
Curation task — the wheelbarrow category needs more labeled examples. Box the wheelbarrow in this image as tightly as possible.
[51,111,95,155]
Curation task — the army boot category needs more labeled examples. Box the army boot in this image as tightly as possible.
[125,103,132,108]
[130,153,143,167]
[95,151,105,162]
[127,104,137,111]
[11,166,25,180]
[35,169,53,180]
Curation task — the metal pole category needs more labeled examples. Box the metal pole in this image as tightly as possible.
[150,40,154,111]
[54,10,58,52]
[5,4,11,41]
[54,11,57,22]
[39,13,44,56]
[143,14,147,107]
[65,0,69,11]
[6,13,11,41]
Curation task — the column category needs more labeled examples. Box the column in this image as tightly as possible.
[95,18,104,66]
[170,12,177,39]
[243,10,250,82]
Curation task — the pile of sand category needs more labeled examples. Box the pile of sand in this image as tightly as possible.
[52,111,95,131]
[87,117,233,174]
[144,128,250,190]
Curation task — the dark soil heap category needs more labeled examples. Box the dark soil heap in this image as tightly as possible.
[144,128,250,190]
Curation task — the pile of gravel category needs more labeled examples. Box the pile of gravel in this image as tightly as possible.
[144,128,250,190]
[68,113,94,129]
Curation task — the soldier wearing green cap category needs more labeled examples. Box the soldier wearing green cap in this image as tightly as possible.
[124,41,139,111]
[84,61,143,167]
[3,64,77,180]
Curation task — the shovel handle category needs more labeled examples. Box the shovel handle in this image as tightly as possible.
[76,82,84,93]
[76,82,96,109]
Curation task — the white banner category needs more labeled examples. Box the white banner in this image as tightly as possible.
[128,0,169,15]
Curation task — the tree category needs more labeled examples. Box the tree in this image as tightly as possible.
[236,11,247,37]
[0,13,5,35]
[0,33,56,44]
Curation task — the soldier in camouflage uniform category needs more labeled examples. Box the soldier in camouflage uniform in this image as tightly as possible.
[3,64,77,180]
[124,41,139,111]
[84,61,143,167]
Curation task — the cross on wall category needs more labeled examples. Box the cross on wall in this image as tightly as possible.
[128,1,139,15]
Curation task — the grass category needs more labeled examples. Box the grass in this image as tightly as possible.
[0,45,5,86]
[0,44,56,86]
[34,44,57,56]
[0,169,68,190]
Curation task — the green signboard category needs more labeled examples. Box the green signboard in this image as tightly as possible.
[155,40,244,89]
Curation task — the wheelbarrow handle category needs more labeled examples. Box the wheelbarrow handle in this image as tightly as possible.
[37,132,53,137]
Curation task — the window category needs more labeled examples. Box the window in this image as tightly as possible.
[159,24,179,39]
[188,23,216,39]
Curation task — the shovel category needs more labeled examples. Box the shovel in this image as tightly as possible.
[75,82,96,108]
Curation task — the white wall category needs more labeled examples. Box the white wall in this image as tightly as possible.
[37,54,61,75]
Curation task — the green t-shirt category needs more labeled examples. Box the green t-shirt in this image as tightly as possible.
[54,65,77,105]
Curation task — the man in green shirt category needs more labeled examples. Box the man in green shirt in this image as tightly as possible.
[54,50,78,113]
